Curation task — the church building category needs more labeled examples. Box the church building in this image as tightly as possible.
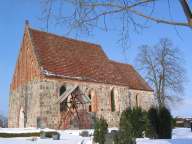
[8,23,154,129]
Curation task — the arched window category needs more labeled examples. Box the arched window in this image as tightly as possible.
[88,94,92,112]
[88,89,97,112]
[60,85,66,96]
[135,94,139,107]
[60,85,67,112]
[111,89,116,112]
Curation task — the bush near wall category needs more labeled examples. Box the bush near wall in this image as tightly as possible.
[93,117,108,144]
[114,107,147,144]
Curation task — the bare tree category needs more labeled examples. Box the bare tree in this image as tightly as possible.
[0,119,2,127]
[40,0,192,46]
[136,38,185,107]
[0,114,7,128]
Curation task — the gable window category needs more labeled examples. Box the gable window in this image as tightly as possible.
[111,89,116,112]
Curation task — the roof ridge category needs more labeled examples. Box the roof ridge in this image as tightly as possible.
[109,60,132,66]
[28,27,101,48]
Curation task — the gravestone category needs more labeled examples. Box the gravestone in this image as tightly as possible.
[37,117,46,129]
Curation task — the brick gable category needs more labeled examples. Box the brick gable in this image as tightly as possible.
[10,27,41,91]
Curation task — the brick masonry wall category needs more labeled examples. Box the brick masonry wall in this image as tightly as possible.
[10,27,41,91]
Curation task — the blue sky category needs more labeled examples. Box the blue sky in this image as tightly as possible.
[0,0,192,117]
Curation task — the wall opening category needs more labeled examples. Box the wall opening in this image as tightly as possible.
[88,90,97,112]
[88,94,92,112]
[18,107,25,128]
[111,89,116,112]
[136,94,139,107]
[60,85,67,112]
[60,85,66,96]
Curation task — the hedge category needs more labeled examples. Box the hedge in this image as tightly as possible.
[0,131,58,138]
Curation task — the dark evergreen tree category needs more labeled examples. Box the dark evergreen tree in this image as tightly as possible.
[146,107,159,138]
[93,117,108,144]
[117,109,133,144]
[116,106,172,142]
[116,107,147,144]
[144,114,156,139]
[158,107,172,139]
[130,107,146,138]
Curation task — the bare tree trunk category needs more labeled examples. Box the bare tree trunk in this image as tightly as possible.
[180,0,192,25]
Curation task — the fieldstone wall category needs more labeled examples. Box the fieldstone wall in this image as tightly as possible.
[9,78,154,129]
[129,89,155,111]
[46,79,154,128]
[8,80,41,128]
[8,79,60,129]
[38,80,60,129]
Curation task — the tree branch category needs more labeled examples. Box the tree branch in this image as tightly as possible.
[129,8,192,27]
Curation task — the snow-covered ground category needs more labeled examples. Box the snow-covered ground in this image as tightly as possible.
[0,127,191,144]
[137,128,192,144]
[136,138,192,144]
[172,128,192,139]
[0,138,92,144]
[0,128,95,144]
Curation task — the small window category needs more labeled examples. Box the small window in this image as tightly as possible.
[136,94,139,107]
[60,85,66,96]
[60,85,67,112]
[111,89,115,112]
[88,94,92,112]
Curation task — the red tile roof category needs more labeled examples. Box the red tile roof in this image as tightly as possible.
[29,27,153,91]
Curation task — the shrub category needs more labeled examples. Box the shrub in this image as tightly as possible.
[131,108,146,138]
[93,117,108,144]
[114,106,172,142]
[117,109,133,144]
[146,107,159,138]
[0,131,58,138]
[0,132,39,138]
[158,107,172,139]
[146,106,172,139]
[115,107,147,144]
